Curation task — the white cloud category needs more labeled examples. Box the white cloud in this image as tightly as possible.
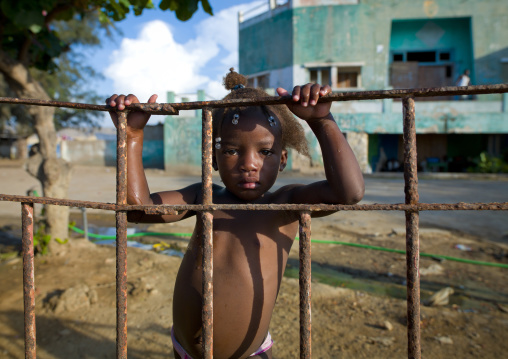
[104,2,262,103]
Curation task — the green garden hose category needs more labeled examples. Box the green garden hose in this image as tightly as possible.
[68,224,508,269]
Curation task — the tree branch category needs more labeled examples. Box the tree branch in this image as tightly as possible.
[0,49,50,100]
[45,3,83,24]
[18,34,33,65]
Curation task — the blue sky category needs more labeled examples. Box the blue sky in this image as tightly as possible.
[84,0,268,126]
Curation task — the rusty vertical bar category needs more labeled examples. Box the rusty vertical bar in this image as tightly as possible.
[402,97,421,359]
[201,107,214,359]
[299,212,312,359]
[116,111,128,359]
[21,202,36,359]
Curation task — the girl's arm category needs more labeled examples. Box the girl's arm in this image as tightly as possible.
[276,84,365,205]
[107,94,198,223]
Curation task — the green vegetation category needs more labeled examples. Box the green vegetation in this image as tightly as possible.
[468,152,508,173]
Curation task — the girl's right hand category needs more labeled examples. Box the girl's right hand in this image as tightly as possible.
[276,84,331,122]
[106,94,158,136]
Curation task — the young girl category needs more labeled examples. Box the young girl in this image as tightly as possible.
[107,69,364,359]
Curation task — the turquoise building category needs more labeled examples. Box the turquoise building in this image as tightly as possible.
[164,90,209,173]
[238,0,508,173]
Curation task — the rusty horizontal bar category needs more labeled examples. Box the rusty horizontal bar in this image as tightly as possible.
[0,193,160,212]
[135,202,508,213]
[1,83,507,114]
[162,83,508,110]
[0,97,179,115]
[1,194,507,212]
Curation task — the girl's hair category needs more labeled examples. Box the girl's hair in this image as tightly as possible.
[212,68,310,157]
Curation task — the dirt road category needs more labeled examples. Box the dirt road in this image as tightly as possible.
[2,164,508,241]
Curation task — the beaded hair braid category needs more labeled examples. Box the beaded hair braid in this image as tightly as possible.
[212,68,310,157]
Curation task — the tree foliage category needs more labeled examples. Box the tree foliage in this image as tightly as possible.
[1,10,107,132]
[34,12,107,129]
[1,0,213,71]
[0,0,214,247]
[0,0,213,132]
[1,0,212,64]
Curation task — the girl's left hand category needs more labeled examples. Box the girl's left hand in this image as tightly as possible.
[276,84,332,121]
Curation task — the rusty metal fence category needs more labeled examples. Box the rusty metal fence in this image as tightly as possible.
[1,83,508,359]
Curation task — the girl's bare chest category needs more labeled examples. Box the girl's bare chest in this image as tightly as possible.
[211,210,296,235]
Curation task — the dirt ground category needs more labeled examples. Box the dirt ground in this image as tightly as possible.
[1,163,508,358]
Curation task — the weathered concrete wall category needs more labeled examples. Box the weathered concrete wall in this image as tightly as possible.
[161,97,508,172]
[346,131,370,173]
[268,66,294,90]
[0,138,27,159]
[164,116,202,171]
[0,143,11,157]
[61,140,109,166]
[336,108,508,134]
[143,124,164,141]
[161,105,508,172]
[294,123,370,172]
[210,0,508,173]
[390,17,473,80]
[240,0,508,96]
[239,9,293,75]
[293,0,507,90]
[61,139,163,168]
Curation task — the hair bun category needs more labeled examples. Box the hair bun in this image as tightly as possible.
[223,68,248,91]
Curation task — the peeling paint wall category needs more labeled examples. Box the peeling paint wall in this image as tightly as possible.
[346,132,370,173]
[161,0,508,173]
[240,0,508,92]
[61,139,164,168]
[164,115,202,172]
[240,9,293,75]
[335,109,508,134]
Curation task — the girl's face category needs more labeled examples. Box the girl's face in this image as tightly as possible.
[214,108,287,202]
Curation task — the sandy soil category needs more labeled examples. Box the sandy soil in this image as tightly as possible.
[1,163,508,358]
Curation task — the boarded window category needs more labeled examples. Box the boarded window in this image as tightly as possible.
[309,66,360,88]
[309,68,331,86]
[337,71,358,88]
[337,67,360,88]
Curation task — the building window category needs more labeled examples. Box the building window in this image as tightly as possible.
[337,67,361,88]
[390,49,453,64]
[439,52,450,61]
[393,53,404,62]
[407,51,436,62]
[247,73,270,89]
[308,66,362,89]
[309,68,331,86]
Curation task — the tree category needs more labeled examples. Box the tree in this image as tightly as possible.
[0,0,213,251]
[0,12,105,135]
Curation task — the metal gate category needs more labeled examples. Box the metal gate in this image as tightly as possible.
[1,83,508,359]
